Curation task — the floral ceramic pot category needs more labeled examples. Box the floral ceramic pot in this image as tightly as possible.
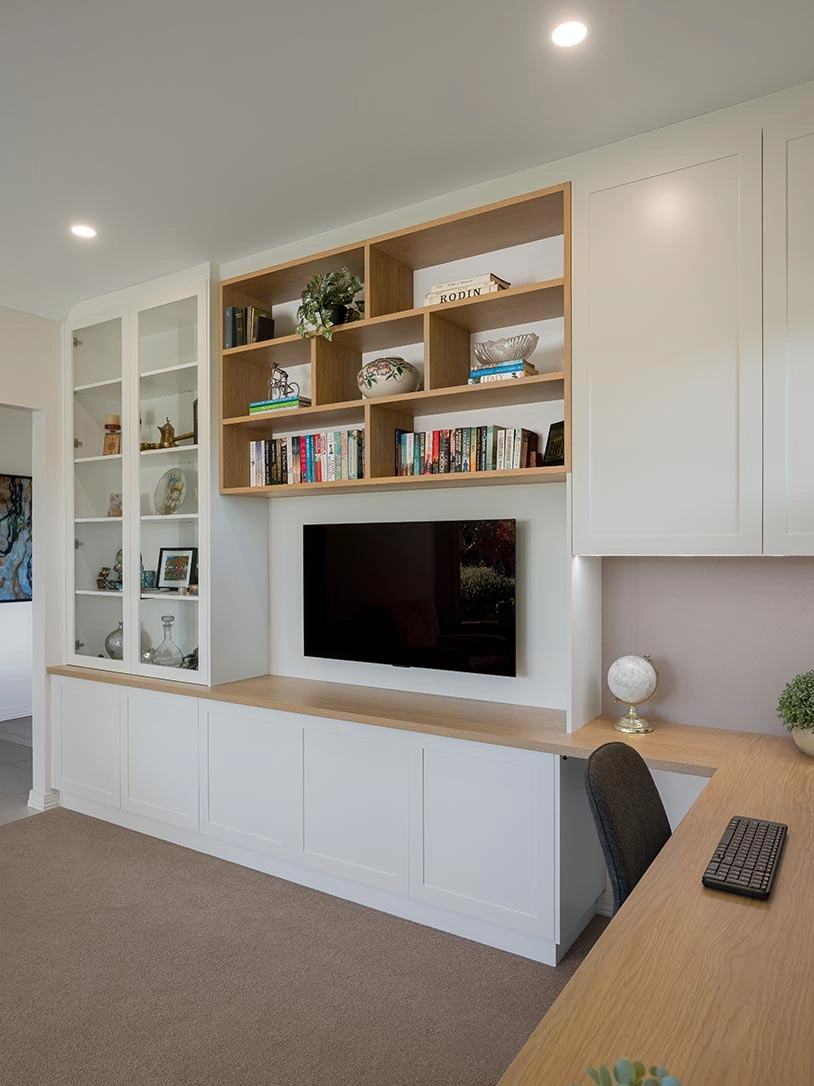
[357,357,421,399]
[791,728,814,757]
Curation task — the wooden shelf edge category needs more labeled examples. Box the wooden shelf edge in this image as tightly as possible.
[220,466,566,498]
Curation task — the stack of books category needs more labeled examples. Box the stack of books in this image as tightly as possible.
[394,426,539,476]
[469,359,538,384]
[423,273,510,306]
[224,306,275,348]
[249,394,312,415]
[249,430,365,486]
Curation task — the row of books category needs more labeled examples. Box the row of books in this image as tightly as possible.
[249,430,365,487]
[224,306,275,348]
[394,426,539,476]
[469,360,538,384]
[423,272,509,306]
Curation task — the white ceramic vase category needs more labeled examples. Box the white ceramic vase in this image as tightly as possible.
[791,727,814,757]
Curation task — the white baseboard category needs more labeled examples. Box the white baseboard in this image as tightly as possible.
[595,889,614,917]
[0,704,32,723]
[59,792,571,966]
[28,789,60,812]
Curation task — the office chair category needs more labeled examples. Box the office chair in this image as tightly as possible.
[585,742,672,915]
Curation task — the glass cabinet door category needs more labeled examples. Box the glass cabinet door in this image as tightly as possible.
[71,315,128,664]
[135,292,201,676]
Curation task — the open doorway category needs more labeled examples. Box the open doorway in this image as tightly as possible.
[0,404,35,824]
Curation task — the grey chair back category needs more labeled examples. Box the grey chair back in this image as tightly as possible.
[585,742,672,915]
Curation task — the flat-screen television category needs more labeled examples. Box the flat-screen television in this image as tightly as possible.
[303,519,516,676]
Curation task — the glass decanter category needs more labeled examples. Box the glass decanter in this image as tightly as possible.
[152,615,183,668]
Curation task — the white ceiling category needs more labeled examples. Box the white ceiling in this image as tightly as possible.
[3,0,814,319]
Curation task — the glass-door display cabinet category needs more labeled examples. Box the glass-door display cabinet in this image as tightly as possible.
[65,273,210,684]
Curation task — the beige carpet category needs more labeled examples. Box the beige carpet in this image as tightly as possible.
[0,809,606,1086]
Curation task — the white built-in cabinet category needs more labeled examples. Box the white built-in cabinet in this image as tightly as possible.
[763,110,814,555]
[572,121,764,555]
[52,676,605,965]
[64,264,270,685]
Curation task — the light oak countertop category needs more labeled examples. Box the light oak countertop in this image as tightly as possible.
[49,665,803,1080]
[498,731,814,1085]
[48,666,745,775]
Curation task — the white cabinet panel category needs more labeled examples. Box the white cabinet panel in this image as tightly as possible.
[573,125,763,555]
[200,703,302,857]
[53,678,120,806]
[411,738,557,937]
[121,689,198,830]
[303,720,410,893]
[764,119,814,554]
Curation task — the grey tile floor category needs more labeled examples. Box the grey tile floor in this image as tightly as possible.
[0,718,34,826]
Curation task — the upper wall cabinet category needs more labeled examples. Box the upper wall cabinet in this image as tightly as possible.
[763,111,814,555]
[571,123,763,555]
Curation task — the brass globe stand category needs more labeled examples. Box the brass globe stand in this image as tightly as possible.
[613,702,654,734]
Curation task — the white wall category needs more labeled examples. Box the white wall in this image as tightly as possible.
[270,484,569,708]
[0,306,62,798]
[0,405,33,719]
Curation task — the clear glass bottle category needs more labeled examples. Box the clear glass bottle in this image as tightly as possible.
[152,615,183,668]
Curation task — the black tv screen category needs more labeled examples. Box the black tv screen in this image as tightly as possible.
[303,519,516,676]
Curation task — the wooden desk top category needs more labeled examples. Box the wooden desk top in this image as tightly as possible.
[48,666,745,775]
[50,665,802,1079]
[499,731,814,1085]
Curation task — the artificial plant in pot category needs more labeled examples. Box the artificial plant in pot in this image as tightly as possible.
[572,1060,681,1086]
[295,266,364,340]
[777,670,814,756]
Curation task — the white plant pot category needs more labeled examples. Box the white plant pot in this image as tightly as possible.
[791,728,814,757]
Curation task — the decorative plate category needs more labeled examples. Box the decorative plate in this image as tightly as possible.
[153,468,187,515]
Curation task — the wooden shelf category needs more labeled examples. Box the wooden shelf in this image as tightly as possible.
[222,334,309,369]
[224,465,565,498]
[220,183,571,493]
[223,372,565,438]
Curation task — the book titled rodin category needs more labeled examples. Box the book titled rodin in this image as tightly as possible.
[303,519,516,677]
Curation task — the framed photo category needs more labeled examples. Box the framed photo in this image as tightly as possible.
[103,432,121,456]
[0,474,32,602]
[156,547,198,591]
[107,492,122,518]
[543,421,565,467]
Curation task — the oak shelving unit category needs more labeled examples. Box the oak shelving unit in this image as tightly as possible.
[219,183,571,495]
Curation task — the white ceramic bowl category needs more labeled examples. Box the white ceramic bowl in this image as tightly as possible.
[472,333,539,367]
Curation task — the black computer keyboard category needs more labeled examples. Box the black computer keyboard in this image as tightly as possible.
[701,815,788,900]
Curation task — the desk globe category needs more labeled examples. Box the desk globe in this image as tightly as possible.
[607,654,659,734]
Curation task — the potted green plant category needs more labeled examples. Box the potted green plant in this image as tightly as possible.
[573,1060,681,1086]
[295,266,364,340]
[777,670,814,756]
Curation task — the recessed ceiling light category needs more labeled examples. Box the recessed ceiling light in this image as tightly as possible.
[70,224,97,239]
[552,20,588,46]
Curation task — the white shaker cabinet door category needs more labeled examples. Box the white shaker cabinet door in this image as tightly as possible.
[52,677,121,807]
[120,688,199,830]
[572,121,763,555]
[764,115,814,554]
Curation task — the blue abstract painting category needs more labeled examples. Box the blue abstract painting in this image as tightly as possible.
[0,474,32,602]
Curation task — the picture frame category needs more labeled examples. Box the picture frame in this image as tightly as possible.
[543,421,565,467]
[156,547,198,591]
[103,432,121,456]
[0,473,32,602]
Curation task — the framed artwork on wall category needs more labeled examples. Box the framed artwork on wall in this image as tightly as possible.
[0,473,32,602]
